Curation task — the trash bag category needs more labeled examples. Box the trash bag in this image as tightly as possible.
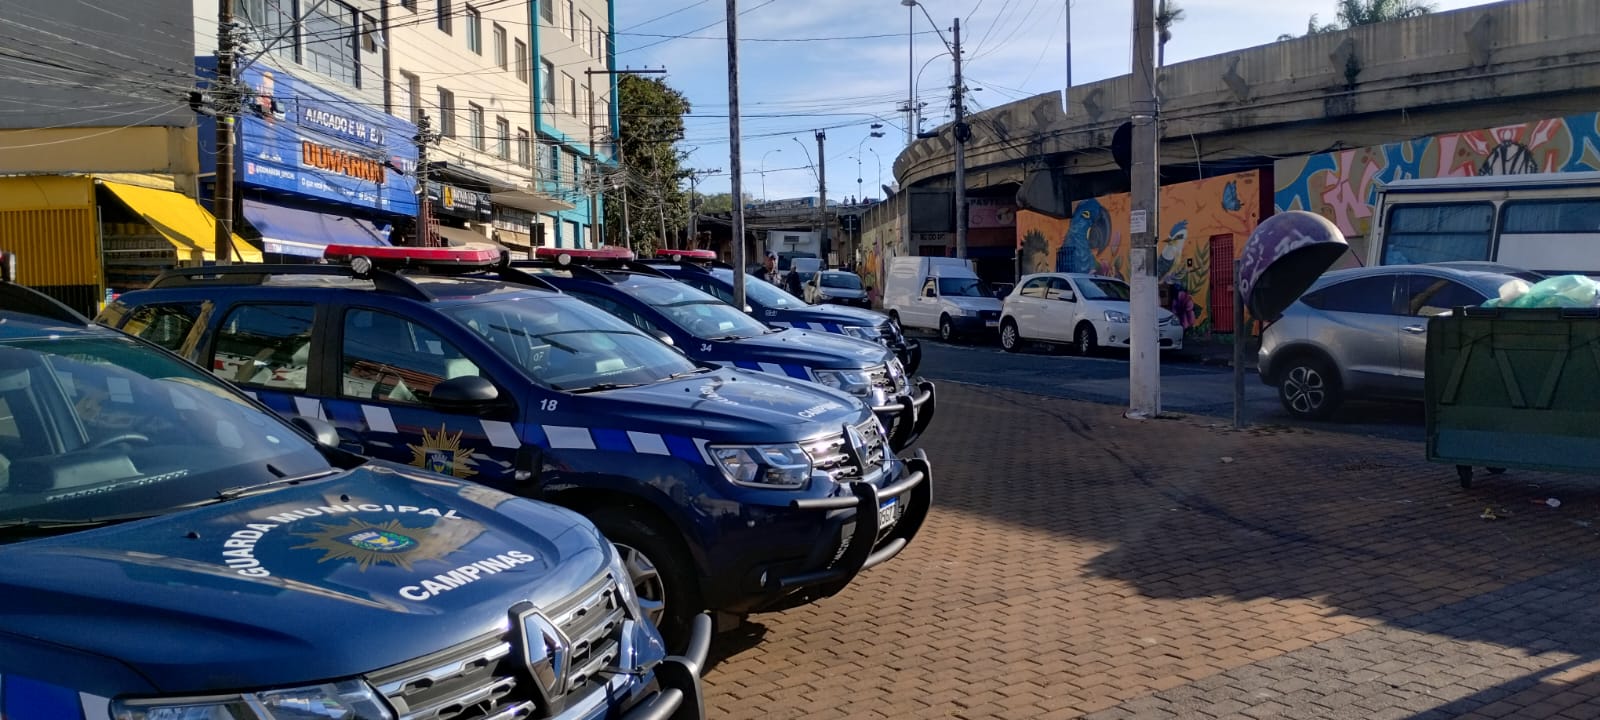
[1484,274,1600,309]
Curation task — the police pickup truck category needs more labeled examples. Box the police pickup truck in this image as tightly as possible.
[99,245,931,650]
[0,259,708,720]
[519,248,936,452]
[648,250,921,375]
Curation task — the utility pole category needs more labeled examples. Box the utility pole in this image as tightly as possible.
[213,0,238,264]
[656,167,668,249]
[815,129,827,263]
[686,168,719,250]
[1128,0,1162,418]
[413,111,440,246]
[727,0,748,307]
[951,17,969,260]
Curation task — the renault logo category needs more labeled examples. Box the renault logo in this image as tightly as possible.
[513,604,571,703]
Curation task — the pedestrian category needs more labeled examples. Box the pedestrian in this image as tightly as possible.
[784,266,804,297]
[753,252,779,284]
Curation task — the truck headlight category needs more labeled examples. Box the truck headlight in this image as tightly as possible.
[841,325,878,341]
[812,368,873,396]
[113,681,393,719]
[710,444,813,488]
[1104,310,1129,324]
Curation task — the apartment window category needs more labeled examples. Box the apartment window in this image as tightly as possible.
[360,14,380,53]
[437,87,456,138]
[240,0,297,62]
[564,72,577,116]
[539,0,552,23]
[513,39,528,81]
[566,1,576,39]
[540,145,557,181]
[468,103,486,151]
[517,129,531,167]
[437,0,452,33]
[541,60,557,111]
[399,70,422,124]
[465,6,482,54]
[493,24,507,69]
[496,117,510,159]
[304,1,359,87]
[579,13,593,56]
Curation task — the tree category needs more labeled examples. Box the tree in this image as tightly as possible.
[605,75,691,251]
[693,192,754,215]
[1278,0,1435,40]
[1155,0,1185,69]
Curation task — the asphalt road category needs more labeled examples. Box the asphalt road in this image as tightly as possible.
[914,337,1426,443]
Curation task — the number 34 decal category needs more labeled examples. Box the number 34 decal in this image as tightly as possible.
[700,343,713,353]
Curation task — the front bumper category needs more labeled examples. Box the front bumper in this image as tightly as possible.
[773,450,933,594]
[949,314,1000,335]
[871,379,937,451]
[619,614,712,720]
[1102,321,1185,350]
[893,338,922,376]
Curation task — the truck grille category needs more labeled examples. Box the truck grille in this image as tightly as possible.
[803,419,890,483]
[368,573,630,720]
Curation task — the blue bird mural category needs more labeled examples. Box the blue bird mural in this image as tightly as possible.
[1222,181,1242,211]
[1057,199,1108,274]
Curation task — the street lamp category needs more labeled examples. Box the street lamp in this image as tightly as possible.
[913,51,950,134]
[867,147,883,197]
[760,149,781,200]
[902,0,917,145]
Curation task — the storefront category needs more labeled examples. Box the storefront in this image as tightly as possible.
[429,180,494,248]
[198,59,418,260]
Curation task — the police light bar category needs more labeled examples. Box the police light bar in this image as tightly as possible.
[324,244,503,275]
[533,246,636,266]
[655,249,717,262]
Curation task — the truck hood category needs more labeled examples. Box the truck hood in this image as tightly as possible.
[604,368,870,437]
[716,328,894,369]
[0,466,609,693]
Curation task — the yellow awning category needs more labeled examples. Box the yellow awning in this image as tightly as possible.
[98,180,262,263]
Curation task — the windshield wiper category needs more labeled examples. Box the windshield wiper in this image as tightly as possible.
[707,334,751,341]
[663,367,712,380]
[567,382,646,394]
[215,468,340,501]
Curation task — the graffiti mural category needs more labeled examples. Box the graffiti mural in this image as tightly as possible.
[1273,111,1600,250]
[859,206,904,309]
[1017,171,1262,337]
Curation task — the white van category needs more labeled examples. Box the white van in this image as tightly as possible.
[884,256,1003,341]
[1369,171,1600,275]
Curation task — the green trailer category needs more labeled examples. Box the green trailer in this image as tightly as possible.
[1426,307,1600,488]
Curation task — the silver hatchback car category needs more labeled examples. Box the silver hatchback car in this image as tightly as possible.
[1258,262,1543,420]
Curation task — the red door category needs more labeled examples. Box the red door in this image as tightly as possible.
[1209,234,1235,334]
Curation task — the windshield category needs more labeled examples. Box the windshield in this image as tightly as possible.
[938,277,993,298]
[821,273,863,290]
[0,336,330,530]
[722,270,805,309]
[632,282,774,340]
[1079,278,1132,301]
[444,295,699,391]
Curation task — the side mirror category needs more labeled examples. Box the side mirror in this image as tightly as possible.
[429,375,501,409]
[290,416,341,449]
[1060,293,1076,302]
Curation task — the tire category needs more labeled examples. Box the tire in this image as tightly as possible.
[588,509,701,652]
[1000,319,1023,352]
[1074,323,1099,356]
[1276,354,1343,421]
[939,315,955,342]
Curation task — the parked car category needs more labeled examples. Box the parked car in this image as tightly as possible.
[520,249,936,452]
[1000,273,1185,355]
[646,254,922,374]
[1258,262,1543,420]
[883,257,1002,341]
[1,261,709,720]
[806,270,871,308]
[100,244,930,650]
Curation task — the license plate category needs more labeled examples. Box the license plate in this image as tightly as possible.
[984,320,999,328]
[878,497,901,529]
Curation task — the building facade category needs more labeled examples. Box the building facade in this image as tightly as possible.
[531,0,615,249]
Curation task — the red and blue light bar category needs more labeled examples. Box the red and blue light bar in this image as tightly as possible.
[654,249,717,262]
[323,243,504,274]
[533,246,636,266]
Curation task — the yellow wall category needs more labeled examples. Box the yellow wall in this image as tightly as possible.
[1018,171,1263,337]
[0,126,198,178]
[0,175,100,289]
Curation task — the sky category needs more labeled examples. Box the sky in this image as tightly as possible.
[610,0,1498,204]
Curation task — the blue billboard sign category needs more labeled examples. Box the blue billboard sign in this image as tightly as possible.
[199,59,418,215]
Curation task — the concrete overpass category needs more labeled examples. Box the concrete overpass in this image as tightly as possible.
[892,0,1600,219]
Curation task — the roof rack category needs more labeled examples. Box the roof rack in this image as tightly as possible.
[150,264,437,303]
[513,256,675,282]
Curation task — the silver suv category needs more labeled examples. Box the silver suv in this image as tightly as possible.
[1259,262,1542,420]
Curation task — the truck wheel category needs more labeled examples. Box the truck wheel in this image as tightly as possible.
[1000,319,1023,352]
[589,509,701,653]
[939,315,955,342]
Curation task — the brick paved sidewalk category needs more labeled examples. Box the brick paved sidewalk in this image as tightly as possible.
[700,382,1600,719]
